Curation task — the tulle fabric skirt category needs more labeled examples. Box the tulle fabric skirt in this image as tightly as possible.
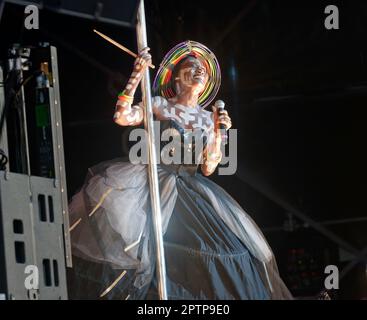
[67,157,292,300]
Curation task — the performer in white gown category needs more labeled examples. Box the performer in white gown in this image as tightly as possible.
[67,41,292,300]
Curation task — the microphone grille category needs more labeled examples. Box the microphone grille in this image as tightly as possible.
[215,100,225,110]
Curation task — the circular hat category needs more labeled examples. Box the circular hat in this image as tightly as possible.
[152,40,221,109]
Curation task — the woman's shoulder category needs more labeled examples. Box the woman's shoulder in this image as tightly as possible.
[200,108,213,118]
[152,95,169,107]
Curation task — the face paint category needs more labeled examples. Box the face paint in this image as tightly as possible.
[117,100,129,107]
[175,57,209,95]
[122,108,131,115]
[113,111,121,120]
[152,41,221,109]
[126,109,141,122]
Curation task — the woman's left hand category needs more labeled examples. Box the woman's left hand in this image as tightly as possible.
[212,104,232,132]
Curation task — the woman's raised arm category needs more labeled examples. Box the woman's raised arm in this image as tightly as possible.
[113,47,152,126]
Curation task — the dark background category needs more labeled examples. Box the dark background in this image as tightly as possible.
[1,0,366,299]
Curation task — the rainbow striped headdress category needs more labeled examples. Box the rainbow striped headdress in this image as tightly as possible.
[152,40,221,109]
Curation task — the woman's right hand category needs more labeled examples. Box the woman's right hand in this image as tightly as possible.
[134,47,152,72]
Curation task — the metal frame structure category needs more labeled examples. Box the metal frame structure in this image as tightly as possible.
[0,172,68,299]
[0,67,9,165]
[0,46,69,299]
[49,46,72,268]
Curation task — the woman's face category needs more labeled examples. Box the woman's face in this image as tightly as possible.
[175,57,209,95]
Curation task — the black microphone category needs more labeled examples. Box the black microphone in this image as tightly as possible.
[214,100,228,145]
